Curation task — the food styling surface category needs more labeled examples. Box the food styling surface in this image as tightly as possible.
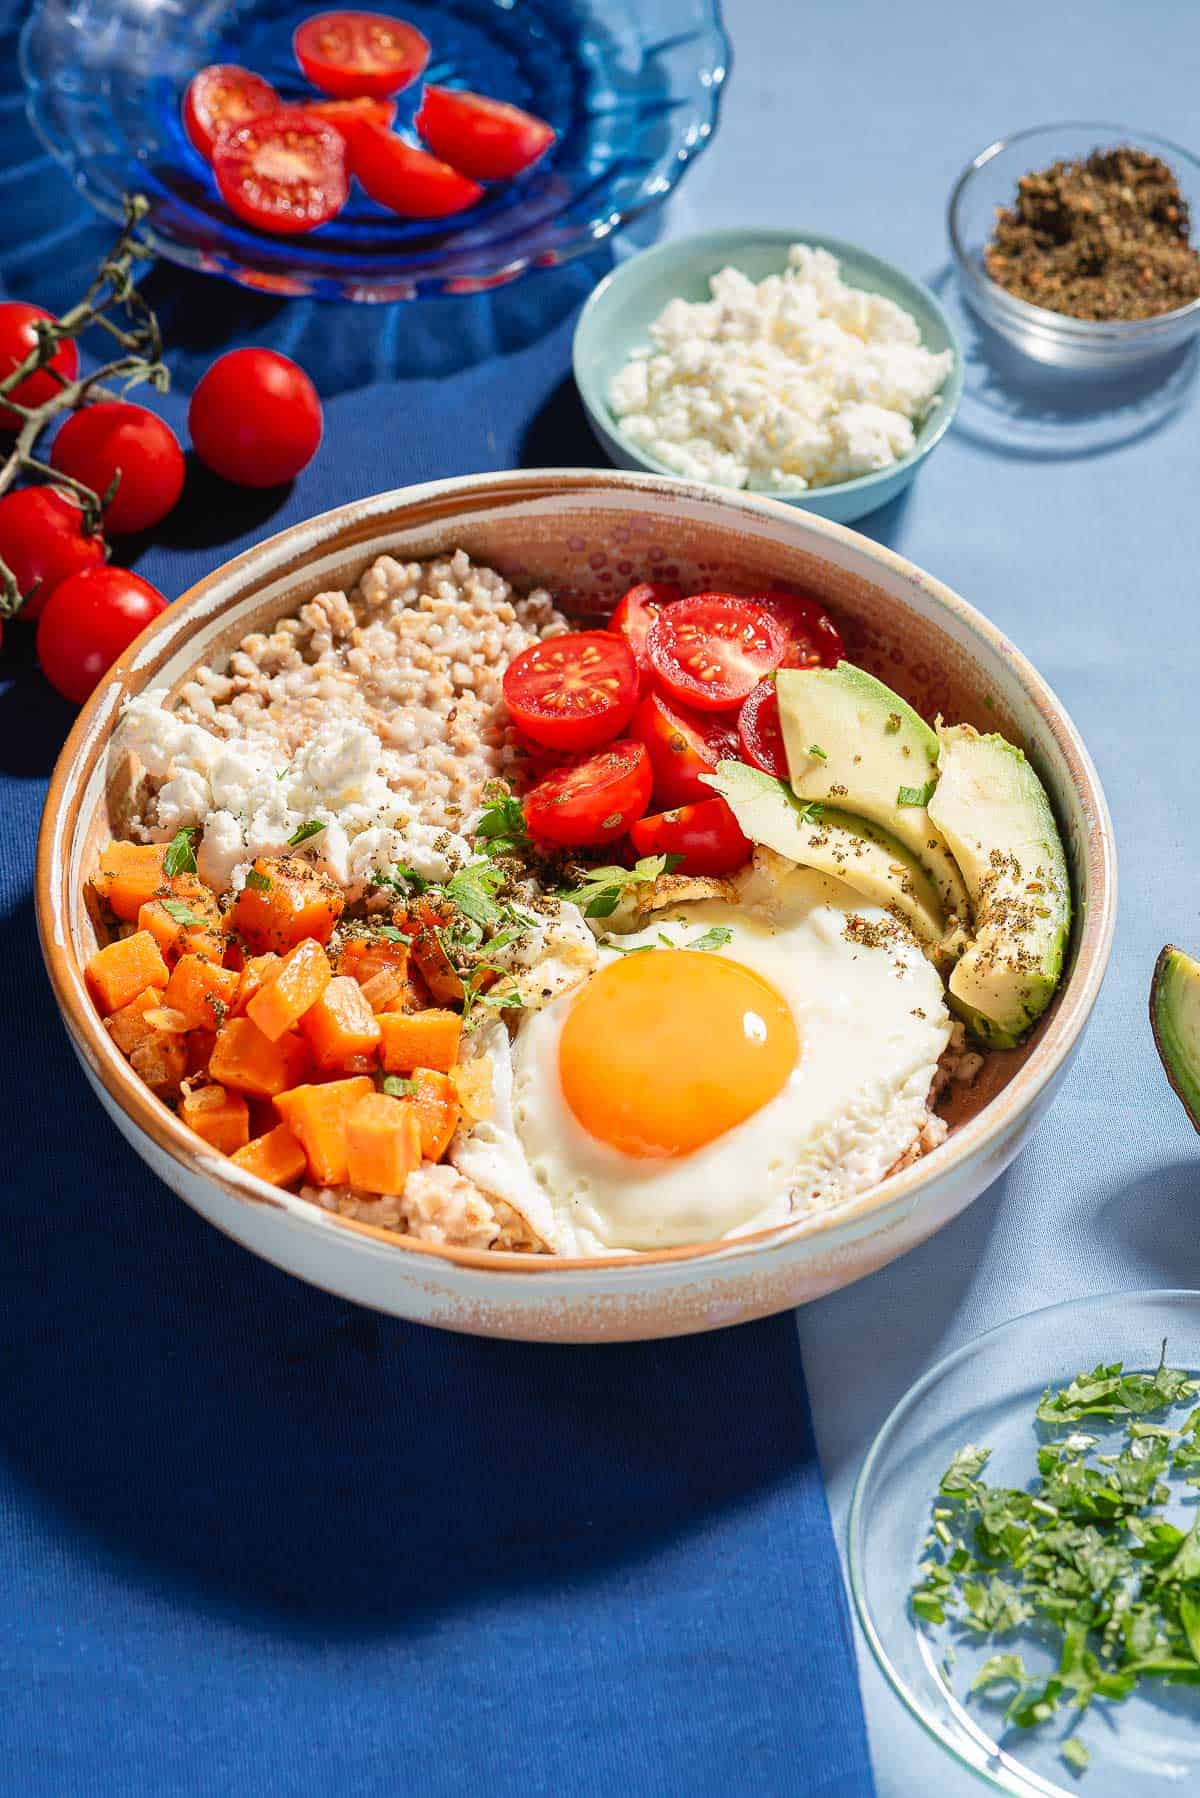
[3,0,1200,1794]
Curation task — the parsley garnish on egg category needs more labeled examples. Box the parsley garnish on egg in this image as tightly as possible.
[558,853,684,920]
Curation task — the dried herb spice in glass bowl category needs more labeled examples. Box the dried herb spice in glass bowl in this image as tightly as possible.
[949,122,1200,371]
[984,146,1200,322]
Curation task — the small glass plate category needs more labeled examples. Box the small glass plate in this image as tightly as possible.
[849,1290,1200,1797]
[22,0,728,302]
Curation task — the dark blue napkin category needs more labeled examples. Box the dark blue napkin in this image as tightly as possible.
[0,15,875,1793]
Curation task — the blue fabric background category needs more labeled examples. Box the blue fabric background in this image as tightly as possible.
[0,6,875,1795]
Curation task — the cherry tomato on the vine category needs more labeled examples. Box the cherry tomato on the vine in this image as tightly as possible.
[0,486,106,621]
[182,65,279,161]
[37,565,167,705]
[503,630,639,752]
[629,796,752,877]
[188,349,323,487]
[51,402,185,535]
[293,11,430,99]
[522,740,652,848]
[350,125,484,218]
[415,86,556,182]
[645,593,787,712]
[0,302,79,432]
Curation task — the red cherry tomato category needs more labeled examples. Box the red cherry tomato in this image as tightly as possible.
[182,64,279,161]
[503,630,639,752]
[753,589,846,669]
[351,124,484,218]
[37,565,167,705]
[213,113,349,235]
[0,487,106,621]
[523,740,652,848]
[631,688,739,809]
[630,797,752,877]
[737,680,789,778]
[645,593,787,713]
[414,85,556,182]
[189,349,323,487]
[51,402,185,536]
[609,580,681,690]
[293,11,430,99]
[0,303,79,433]
[290,95,396,156]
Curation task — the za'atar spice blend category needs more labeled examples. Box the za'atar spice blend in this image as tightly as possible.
[984,145,1200,322]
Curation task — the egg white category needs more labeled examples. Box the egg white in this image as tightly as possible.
[449,857,952,1256]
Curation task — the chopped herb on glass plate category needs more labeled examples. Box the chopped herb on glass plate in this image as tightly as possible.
[849,1292,1200,1795]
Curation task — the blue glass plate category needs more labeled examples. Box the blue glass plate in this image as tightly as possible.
[21,0,728,302]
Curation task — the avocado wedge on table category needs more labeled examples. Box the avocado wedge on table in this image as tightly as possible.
[1151,945,1200,1132]
[775,661,970,925]
[928,723,1071,1048]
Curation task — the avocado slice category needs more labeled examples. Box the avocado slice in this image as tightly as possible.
[1151,946,1200,1132]
[701,759,949,950]
[927,723,1070,1047]
[775,661,970,925]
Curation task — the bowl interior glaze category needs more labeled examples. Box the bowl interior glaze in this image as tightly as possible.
[37,472,1114,1292]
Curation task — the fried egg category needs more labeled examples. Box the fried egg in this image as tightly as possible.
[449,856,952,1255]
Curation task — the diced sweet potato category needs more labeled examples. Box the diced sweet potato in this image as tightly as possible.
[186,1029,217,1076]
[92,840,168,922]
[247,938,332,1042]
[87,930,169,1015]
[337,936,410,986]
[345,1093,421,1195]
[408,925,465,1005]
[299,976,382,1072]
[128,1029,187,1095]
[230,1121,308,1189]
[358,967,405,1013]
[274,1076,374,1186]
[377,1008,462,1075]
[104,985,163,1056]
[410,1068,461,1161]
[163,954,240,1031]
[138,873,225,965]
[450,1056,493,1126]
[233,953,281,1016]
[231,856,344,953]
[209,1016,311,1097]
[180,1083,250,1154]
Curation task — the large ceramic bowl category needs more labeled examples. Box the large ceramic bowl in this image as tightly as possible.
[36,472,1115,1341]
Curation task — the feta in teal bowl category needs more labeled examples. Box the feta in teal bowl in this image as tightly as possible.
[573,229,963,525]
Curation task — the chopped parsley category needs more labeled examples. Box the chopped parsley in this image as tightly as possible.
[911,1344,1200,1775]
[897,780,937,808]
[690,926,733,953]
[559,853,684,920]
[474,785,530,860]
[242,869,272,892]
[287,819,325,847]
[161,898,210,928]
[375,924,411,946]
[445,859,507,929]
[807,743,828,761]
[370,863,428,898]
[162,827,198,878]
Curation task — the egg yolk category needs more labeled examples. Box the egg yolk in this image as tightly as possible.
[558,950,800,1159]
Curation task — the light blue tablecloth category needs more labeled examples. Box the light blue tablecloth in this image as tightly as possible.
[675,0,1200,1788]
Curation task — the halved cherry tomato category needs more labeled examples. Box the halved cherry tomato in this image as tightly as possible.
[0,302,78,432]
[630,797,752,877]
[350,124,484,217]
[609,581,681,690]
[182,65,279,161]
[290,95,396,156]
[293,11,430,99]
[645,593,787,713]
[737,680,788,778]
[213,113,349,235]
[0,487,105,621]
[414,85,556,182]
[753,589,846,669]
[503,630,638,752]
[523,740,652,848]
[631,689,738,810]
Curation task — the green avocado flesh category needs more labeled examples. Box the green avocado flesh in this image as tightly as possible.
[928,723,1070,1048]
[775,661,970,923]
[702,760,948,949]
[1151,945,1200,1133]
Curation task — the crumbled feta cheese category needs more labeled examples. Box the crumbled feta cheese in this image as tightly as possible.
[608,244,953,493]
[118,692,467,896]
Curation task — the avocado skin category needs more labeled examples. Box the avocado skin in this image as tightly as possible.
[1151,945,1200,1134]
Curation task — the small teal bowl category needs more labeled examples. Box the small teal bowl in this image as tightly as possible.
[573,228,963,525]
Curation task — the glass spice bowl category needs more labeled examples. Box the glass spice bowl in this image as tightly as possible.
[948,121,1200,371]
